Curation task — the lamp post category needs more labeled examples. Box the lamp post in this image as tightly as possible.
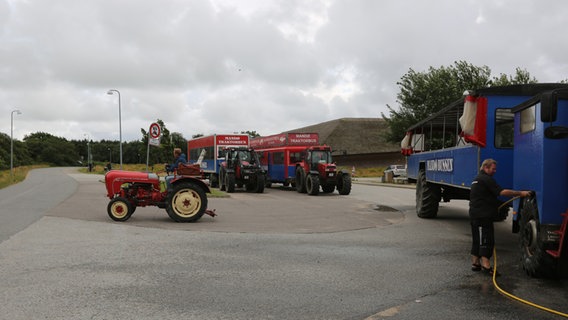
[10,109,22,179]
[108,147,112,164]
[107,89,122,169]
[84,134,91,172]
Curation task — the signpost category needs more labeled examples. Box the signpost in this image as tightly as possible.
[147,122,161,172]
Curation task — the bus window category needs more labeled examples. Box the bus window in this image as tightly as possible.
[272,152,284,165]
[289,152,301,163]
[495,108,514,148]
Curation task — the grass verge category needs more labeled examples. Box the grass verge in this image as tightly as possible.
[0,165,49,189]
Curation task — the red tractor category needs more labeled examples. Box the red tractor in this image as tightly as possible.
[219,147,266,193]
[104,164,215,222]
[295,145,351,196]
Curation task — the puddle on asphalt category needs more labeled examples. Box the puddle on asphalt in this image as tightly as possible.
[373,204,399,212]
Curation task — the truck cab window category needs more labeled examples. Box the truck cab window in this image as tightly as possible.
[495,108,514,148]
[520,104,536,134]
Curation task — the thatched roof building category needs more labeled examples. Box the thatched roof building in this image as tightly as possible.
[282,118,404,167]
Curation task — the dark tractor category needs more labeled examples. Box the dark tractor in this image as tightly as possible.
[219,147,266,193]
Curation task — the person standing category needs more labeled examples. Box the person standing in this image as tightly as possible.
[469,158,531,275]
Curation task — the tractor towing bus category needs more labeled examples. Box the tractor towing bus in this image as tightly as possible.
[251,133,352,196]
[403,83,568,277]
[219,147,266,193]
[187,134,249,188]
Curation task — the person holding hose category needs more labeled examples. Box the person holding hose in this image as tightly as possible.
[469,158,531,275]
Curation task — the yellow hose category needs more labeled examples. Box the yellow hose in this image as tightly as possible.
[492,195,568,318]
[492,249,568,318]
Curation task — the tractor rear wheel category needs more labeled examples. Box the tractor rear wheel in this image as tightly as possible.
[295,167,307,193]
[166,182,207,222]
[337,172,352,195]
[306,174,320,195]
[107,197,133,222]
[416,170,440,218]
[519,198,556,277]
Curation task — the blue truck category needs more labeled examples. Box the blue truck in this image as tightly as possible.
[403,83,568,277]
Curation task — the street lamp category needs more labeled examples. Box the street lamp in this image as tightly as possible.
[107,89,122,169]
[108,147,112,164]
[84,134,91,172]
[10,109,22,179]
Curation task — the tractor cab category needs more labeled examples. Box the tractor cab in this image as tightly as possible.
[219,147,266,193]
[306,146,335,174]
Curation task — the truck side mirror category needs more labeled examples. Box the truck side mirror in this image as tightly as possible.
[541,92,558,122]
[544,126,568,139]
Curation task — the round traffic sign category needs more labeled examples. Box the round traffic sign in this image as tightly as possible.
[149,123,161,139]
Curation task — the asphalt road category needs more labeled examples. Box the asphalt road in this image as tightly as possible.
[0,168,566,320]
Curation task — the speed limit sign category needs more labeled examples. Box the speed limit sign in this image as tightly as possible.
[149,122,161,139]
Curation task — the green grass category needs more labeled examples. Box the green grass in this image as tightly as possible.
[78,163,161,175]
[337,166,386,177]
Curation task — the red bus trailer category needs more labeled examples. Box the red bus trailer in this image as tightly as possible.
[252,133,351,195]
[251,133,319,187]
[187,134,249,187]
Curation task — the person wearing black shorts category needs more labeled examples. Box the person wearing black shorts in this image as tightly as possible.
[469,159,531,275]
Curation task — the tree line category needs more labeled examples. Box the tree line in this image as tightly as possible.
[0,119,187,170]
[0,117,262,171]
[382,60,566,143]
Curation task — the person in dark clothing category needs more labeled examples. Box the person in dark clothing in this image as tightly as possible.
[166,148,187,174]
[165,148,187,188]
[469,158,531,275]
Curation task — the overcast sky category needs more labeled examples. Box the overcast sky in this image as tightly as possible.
[2,0,567,142]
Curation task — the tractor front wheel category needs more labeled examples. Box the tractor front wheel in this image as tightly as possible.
[219,167,226,191]
[306,174,320,195]
[107,197,133,222]
[296,167,307,193]
[226,173,236,193]
[210,174,219,188]
[166,182,207,222]
[255,174,265,193]
[337,172,352,195]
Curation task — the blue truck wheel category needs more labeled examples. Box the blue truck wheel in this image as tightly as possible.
[416,170,440,218]
[519,198,556,277]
